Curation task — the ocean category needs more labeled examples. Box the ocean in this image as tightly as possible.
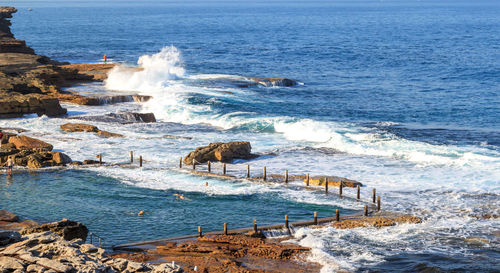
[1,0,499,272]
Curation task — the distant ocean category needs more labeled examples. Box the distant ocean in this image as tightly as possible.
[2,0,499,272]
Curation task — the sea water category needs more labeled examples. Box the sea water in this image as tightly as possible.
[1,0,499,272]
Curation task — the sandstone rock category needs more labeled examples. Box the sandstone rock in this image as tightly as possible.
[0,209,19,222]
[21,219,88,241]
[183,141,254,164]
[26,263,45,273]
[36,257,73,273]
[39,98,67,117]
[60,123,98,133]
[50,151,72,165]
[8,135,53,151]
[0,256,25,271]
[96,130,124,138]
[27,153,43,169]
[152,263,183,273]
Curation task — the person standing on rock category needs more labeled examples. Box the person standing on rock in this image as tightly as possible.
[6,156,13,175]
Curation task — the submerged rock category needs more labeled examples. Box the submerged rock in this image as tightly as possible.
[249,77,298,87]
[183,141,255,164]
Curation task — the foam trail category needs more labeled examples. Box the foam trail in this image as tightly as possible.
[103,47,500,169]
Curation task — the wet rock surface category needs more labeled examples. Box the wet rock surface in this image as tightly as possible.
[331,215,422,229]
[304,175,363,188]
[68,112,156,124]
[60,123,124,138]
[183,141,256,164]
[113,234,319,273]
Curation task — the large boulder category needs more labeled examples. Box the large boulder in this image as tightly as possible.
[183,141,254,164]
[60,123,98,133]
[8,135,53,151]
[51,151,72,164]
[21,219,89,241]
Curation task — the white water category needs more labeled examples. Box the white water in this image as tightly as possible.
[2,46,498,272]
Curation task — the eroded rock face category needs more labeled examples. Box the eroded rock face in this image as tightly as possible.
[183,141,254,164]
[21,219,89,241]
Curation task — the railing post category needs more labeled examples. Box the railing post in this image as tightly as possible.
[99,154,102,165]
[339,181,343,198]
[224,223,228,235]
[285,170,288,183]
[285,215,289,229]
[207,161,211,173]
[223,163,226,175]
[246,165,250,178]
[364,205,368,216]
[373,188,376,203]
[306,173,310,186]
[130,151,133,163]
[179,157,182,168]
[263,167,266,181]
[325,178,328,193]
[357,185,360,200]
[313,211,318,224]
[377,196,381,211]
[336,209,340,222]
[139,156,143,167]
[192,159,195,170]
[198,226,202,237]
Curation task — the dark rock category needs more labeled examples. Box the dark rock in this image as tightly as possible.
[183,141,255,164]
[0,230,21,246]
[21,219,89,241]
[249,77,298,87]
[83,160,100,165]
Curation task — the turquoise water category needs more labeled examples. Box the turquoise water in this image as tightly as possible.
[1,170,346,245]
[1,0,499,272]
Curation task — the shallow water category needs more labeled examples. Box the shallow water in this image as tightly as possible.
[1,0,499,272]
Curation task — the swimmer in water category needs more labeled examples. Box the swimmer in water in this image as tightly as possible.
[173,193,191,201]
